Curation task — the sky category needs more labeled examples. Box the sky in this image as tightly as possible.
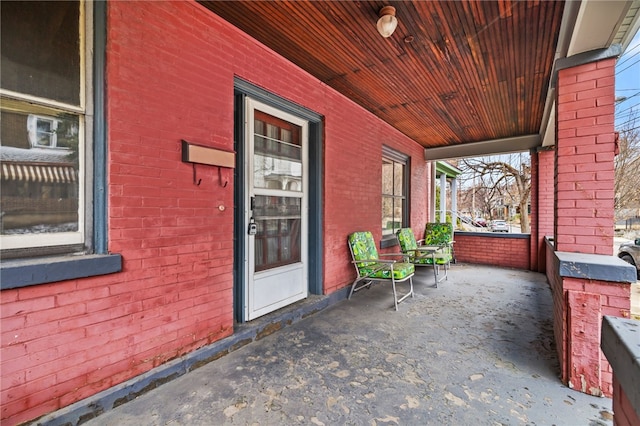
[615,29,640,130]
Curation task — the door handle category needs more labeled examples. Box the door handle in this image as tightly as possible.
[248,217,257,235]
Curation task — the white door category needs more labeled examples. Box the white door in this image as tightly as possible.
[244,98,308,321]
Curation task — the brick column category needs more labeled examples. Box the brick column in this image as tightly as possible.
[551,56,632,397]
[555,58,616,255]
[532,148,555,272]
[530,150,539,271]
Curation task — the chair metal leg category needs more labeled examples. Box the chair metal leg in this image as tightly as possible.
[435,262,448,285]
[349,269,413,311]
[409,276,414,298]
[431,248,449,287]
[348,277,373,299]
[430,252,439,288]
[392,276,414,310]
[392,277,398,311]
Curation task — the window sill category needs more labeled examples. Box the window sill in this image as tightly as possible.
[380,235,399,249]
[0,253,122,290]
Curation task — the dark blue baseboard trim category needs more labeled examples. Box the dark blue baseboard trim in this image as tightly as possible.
[33,287,350,426]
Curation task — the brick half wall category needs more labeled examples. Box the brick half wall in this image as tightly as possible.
[546,239,634,397]
[454,232,531,270]
[601,317,640,425]
[546,237,567,383]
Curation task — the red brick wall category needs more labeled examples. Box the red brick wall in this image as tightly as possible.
[566,290,603,395]
[612,375,640,426]
[0,2,430,424]
[530,151,539,271]
[323,92,429,293]
[564,277,630,397]
[535,150,555,272]
[454,233,530,270]
[546,239,567,382]
[545,244,631,397]
[538,150,555,239]
[555,59,616,255]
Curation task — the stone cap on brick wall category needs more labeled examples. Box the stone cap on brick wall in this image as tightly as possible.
[555,251,637,283]
[601,316,640,419]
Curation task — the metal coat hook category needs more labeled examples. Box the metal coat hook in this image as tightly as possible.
[193,163,202,186]
[219,167,228,188]
[182,140,235,188]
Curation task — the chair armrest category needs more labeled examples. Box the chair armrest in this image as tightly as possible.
[352,258,396,264]
[412,246,438,252]
[378,253,405,258]
[432,242,453,247]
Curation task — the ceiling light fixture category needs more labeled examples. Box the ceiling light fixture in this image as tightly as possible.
[376,6,398,38]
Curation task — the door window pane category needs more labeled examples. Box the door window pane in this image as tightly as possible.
[254,195,301,271]
[253,111,302,191]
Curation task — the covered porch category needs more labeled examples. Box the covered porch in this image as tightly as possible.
[50,265,615,425]
[2,1,639,424]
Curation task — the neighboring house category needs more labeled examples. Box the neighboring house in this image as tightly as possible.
[1,1,638,424]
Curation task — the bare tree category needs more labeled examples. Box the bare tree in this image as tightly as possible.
[458,184,496,221]
[614,110,640,218]
[461,154,531,232]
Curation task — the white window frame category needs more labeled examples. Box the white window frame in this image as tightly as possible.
[0,0,91,252]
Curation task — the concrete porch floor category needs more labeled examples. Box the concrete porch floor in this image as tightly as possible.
[81,265,613,426]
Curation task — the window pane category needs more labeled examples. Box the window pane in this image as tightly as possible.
[382,160,393,195]
[393,198,404,233]
[1,1,81,105]
[1,107,80,235]
[382,196,394,235]
[394,162,404,196]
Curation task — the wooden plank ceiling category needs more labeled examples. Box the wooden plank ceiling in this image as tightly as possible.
[200,0,565,149]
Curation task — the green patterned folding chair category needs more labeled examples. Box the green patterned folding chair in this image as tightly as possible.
[396,227,445,286]
[347,231,414,310]
[423,222,454,283]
